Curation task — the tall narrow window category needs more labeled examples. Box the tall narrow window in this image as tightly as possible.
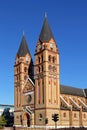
[42,79,44,103]
[19,67,20,72]
[53,56,55,63]
[38,57,40,63]
[39,66,40,73]
[38,81,40,104]
[42,55,43,62]
[17,68,18,74]
[24,67,27,73]
[17,76,18,81]
[63,112,66,117]
[48,55,51,62]
[42,65,43,72]
[17,88,18,107]
[48,65,51,71]
[83,114,86,118]
[74,113,76,118]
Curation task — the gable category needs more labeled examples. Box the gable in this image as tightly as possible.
[23,78,34,93]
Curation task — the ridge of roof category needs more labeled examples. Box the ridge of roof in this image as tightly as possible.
[84,88,87,97]
[39,17,54,42]
[60,84,85,97]
[17,35,30,57]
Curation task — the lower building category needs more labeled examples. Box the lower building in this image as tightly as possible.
[0,104,14,116]
[14,16,87,128]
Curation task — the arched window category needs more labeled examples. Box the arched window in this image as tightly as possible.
[42,79,44,103]
[53,66,55,72]
[48,55,51,62]
[63,112,66,117]
[39,114,43,121]
[42,55,43,62]
[38,57,40,63]
[24,67,27,73]
[19,67,20,72]
[74,113,76,118]
[38,81,40,104]
[61,102,63,106]
[42,65,43,72]
[39,66,40,73]
[17,68,18,73]
[40,114,42,118]
[83,114,86,118]
[49,81,50,84]
[48,65,51,70]
[17,76,18,81]
[53,56,56,63]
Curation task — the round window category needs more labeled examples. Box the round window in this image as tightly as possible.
[26,95,32,103]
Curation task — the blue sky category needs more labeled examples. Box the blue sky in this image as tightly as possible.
[0,0,87,105]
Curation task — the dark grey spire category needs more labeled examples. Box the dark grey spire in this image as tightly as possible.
[17,35,30,57]
[39,17,54,42]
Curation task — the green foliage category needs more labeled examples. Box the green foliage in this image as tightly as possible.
[2,108,14,127]
[0,116,7,126]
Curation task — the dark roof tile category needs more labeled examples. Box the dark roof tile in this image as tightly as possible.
[17,35,30,57]
[39,17,54,42]
[60,85,85,97]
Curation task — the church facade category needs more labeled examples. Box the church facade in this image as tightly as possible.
[14,17,87,128]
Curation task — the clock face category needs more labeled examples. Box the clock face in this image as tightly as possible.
[26,95,32,103]
[50,43,54,48]
[26,57,29,62]
[38,44,42,49]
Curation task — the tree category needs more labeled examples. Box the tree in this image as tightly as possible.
[0,116,7,127]
[52,113,59,129]
[2,108,14,127]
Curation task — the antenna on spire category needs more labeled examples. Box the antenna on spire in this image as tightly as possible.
[45,12,47,18]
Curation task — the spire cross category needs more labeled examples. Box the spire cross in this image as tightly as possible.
[23,31,25,36]
[45,12,47,18]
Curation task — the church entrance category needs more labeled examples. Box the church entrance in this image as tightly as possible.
[23,113,30,127]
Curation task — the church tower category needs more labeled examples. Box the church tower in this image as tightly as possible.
[34,16,60,126]
[14,35,34,126]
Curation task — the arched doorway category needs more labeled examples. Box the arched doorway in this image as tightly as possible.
[23,113,30,127]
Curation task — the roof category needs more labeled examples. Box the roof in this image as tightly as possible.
[39,17,54,42]
[17,35,30,57]
[84,89,87,97]
[0,104,14,107]
[60,85,85,97]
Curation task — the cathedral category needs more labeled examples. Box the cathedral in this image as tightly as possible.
[14,16,87,128]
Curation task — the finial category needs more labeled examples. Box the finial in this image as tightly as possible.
[45,12,47,18]
[22,31,25,36]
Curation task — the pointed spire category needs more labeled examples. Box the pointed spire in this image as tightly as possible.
[17,35,30,57]
[45,12,47,18]
[39,16,54,42]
